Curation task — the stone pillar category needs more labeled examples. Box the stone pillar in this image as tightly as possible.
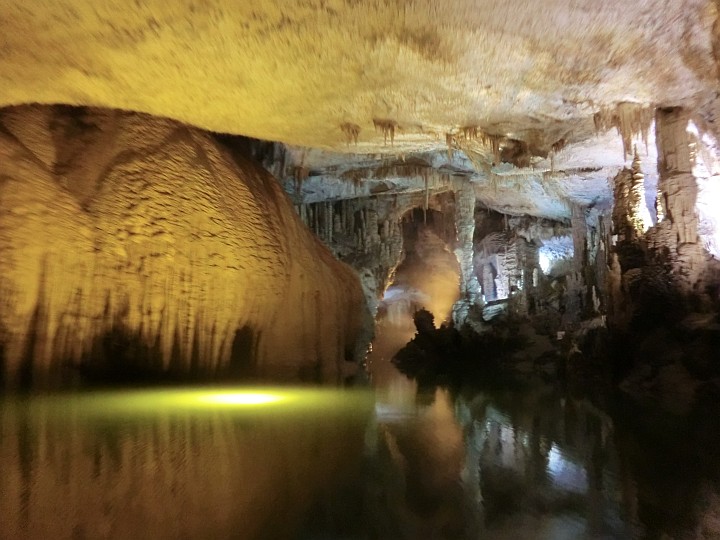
[566,204,589,321]
[646,107,709,295]
[655,107,698,246]
[452,179,480,324]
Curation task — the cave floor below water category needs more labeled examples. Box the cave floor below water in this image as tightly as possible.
[3,326,720,539]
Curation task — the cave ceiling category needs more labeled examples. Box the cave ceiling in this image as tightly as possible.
[2,0,718,216]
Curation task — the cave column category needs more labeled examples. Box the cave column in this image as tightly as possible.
[655,107,698,246]
[648,107,708,294]
[565,204,589,321]
[452,179,480,324]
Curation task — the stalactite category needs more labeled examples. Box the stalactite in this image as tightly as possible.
[293,165,309,197]
[340,122,360,145]
[593,102,654,160]
[549,138,566,173]
[445,132,455,160]
[372,119,397,146]
[491,136,501,165]
[461,126,479,140]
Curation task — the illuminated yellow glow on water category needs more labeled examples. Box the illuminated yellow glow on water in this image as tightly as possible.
[196,392,285,406]
[8,387,374,419]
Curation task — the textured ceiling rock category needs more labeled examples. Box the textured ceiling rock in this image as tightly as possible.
[1,0,717,156]
[245,127,658,220]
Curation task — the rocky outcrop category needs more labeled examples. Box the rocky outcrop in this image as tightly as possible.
[608,107,720,323]
[0,105,371,388]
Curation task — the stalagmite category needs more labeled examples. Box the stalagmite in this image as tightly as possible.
[612,149,646,243]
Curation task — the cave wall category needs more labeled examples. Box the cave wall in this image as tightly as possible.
[0,105,370,388]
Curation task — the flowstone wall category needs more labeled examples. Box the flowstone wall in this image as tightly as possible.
[0,106,370,388]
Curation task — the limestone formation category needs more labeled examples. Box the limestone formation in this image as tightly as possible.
[0,106,370,388]
[2,0,720,399]
[611,152,646,244]
[451,180,479,323]
[605,107,720,327]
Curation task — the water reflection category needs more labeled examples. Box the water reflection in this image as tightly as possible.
[0,389,372,540]
[364,325,720,540]
[3,366,720,538]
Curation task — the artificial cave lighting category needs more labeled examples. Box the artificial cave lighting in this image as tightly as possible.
[196,391,286,406]
[30,388,374,418]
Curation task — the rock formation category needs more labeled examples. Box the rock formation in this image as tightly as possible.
[0,106,371,388]
[610,107,720,322]
[2,1,720,400]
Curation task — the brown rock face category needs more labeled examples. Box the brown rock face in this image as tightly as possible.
[0,106,370,388]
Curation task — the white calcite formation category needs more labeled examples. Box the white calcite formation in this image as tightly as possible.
[646,108,712,295]
[612,152,647,243]
[0,106,370,388]
[604,107,720,322]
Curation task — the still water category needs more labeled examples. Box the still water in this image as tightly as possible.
[2,329,720,539]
